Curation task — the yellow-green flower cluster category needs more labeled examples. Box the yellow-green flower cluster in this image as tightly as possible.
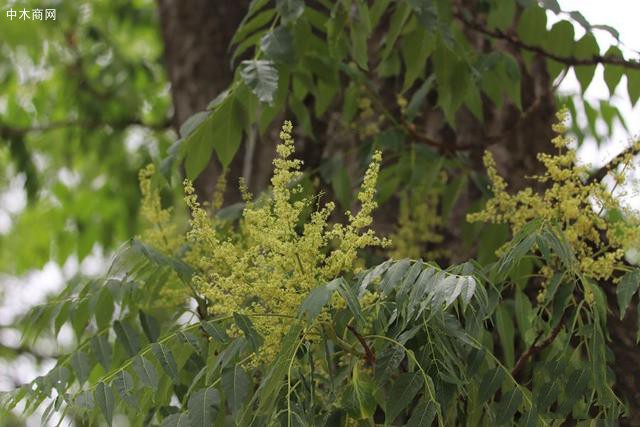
[351,90,384,139]
[138,164,184,254]
[138,165,188,305]
[468,109,640,281]
[184,121,389,359]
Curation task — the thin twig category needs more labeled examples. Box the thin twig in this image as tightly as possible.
[346,324,376,366]
[511,319,564,376]
[585,142,640,185]
[455,12,640,70]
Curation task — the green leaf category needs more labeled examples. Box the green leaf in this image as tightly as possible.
[133,355,159,390]
[314,78,338,116]
[95,382,115,426]
[260,26,294,64]
[249,324,304,418]
[557,368,590,415]
[406,399,437,427]
[592,323,612,403]
[184,95,244,177]
[379,259,411,296]
[201,320,230,343]
[74,390,95,410]
[231,9,276,46]
[276,0,304,23]
[603,46,624,95]
[495,224,538,278]
[617,270,640,318]
[113,320,141,357]
[544,20,575,79]
[221,365,250,416]
[211,337,247,376]
[233,312,264,352]
[151,343,179,383]
[180,111,209,138]
[240,60,279,105]
[70,298,90,339]
[501,53,522,109]
[139,310,161,343]
[380,2,411,61]
[94,288,114,331]
[536,378,561,411]
[298,279,340,324]
[405,76,435,120]
[112,370,137,407]
[495,305,515,367]
[569,10,591,30]
[188,387,221,427]
[349,2,371,70]
[478,367,504,404]
[49,366,70,393]
[496,388,523,424]
[385,372,424,422]
[342,366,376,420]
[593,24,620,40]
[331,163,351,209]
[541,0,560,13]
[91,335,112,370]
[517,6,547,45]
[519,407,540,427]
[460,276,477,311]
[161,413,191,427]
[573,33,599,93]
[409,0,438,30]
[487,0,515,31]
[374,346,405,384]
[401,29,435,92]
[336,278,364,326]
[397,259,424,299]
[514,290,533,343]
[70,351,91,385]
[177,330,201,351]
[627,69,640,106]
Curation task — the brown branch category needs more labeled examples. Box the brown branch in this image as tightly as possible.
[359,77,474,154]
[346,324,376,366]
[585,141,640,185]
[455,12,640,70]
[511,319,564,377]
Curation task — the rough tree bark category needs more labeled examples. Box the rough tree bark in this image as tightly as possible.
[156,0,250,203]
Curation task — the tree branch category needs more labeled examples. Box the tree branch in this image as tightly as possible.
[346,324,376,366]
[455,12,640,70]
[585,141,640,185]
[511,319,564,377]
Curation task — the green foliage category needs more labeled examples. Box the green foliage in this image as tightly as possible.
[3,213,636,424]
[0,0,173,273]
[4,0,640,425]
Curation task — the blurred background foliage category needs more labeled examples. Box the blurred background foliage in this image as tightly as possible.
[0,0,172,273]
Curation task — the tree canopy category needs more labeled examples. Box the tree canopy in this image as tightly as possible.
[1,0,640,425]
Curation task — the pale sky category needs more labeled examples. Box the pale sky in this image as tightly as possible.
[553,0,640,177]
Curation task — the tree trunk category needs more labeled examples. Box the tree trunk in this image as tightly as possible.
[156,0,249,203]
